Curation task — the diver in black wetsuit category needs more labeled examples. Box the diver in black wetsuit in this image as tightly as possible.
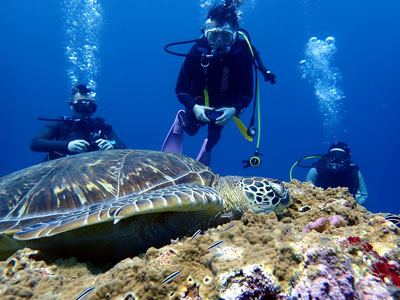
[161,2,275,166]
[306,142,368,204]
[30,84,126,160]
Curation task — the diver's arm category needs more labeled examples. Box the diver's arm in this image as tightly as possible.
[176,92,196,111]
[355,171,368,205]
[233,96,252,116]
[175,44,202,111]
[176,61,197,111]
[306,168,318,185]
[30,123,68,152]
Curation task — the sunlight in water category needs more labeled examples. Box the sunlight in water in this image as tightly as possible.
[63,0,103,90]
[299,36,344,138]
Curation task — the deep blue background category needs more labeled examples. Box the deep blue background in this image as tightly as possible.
[0,0,399,214]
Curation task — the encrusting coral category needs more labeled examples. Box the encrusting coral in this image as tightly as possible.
[302,215,347,233]
[1,180,399,299]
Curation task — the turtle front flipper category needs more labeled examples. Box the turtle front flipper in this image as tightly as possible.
[13,184,224,241]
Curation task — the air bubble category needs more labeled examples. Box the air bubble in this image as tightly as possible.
[63,0,103,90]
[325,36,335,43]
[299,36,344,137]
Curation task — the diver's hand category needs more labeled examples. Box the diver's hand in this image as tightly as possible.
[264,71,276,84]
[193,104,213,123]
[96,139,114,151]
[215,107,236,126]
[68,139,90,153]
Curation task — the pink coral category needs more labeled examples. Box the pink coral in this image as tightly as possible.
[302,217,329,233]
[303,215,347,233]
[328,215,346,227]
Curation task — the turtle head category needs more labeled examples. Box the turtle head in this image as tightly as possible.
[241,177,290,213]
[216,176,291,217]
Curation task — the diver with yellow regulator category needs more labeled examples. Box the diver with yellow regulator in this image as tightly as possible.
[162,0,275,167]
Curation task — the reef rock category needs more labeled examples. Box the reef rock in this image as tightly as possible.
[1,180,399,299]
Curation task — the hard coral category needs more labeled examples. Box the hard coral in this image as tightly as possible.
[179,283,201,300]
[291,246,355,299]
[340,236,400,287]
[220,265,289,300]
[355,277,393,299]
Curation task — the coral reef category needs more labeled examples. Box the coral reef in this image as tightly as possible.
[1,180,400,299]
[302,215,347,233]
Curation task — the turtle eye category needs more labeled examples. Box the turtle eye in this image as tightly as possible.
[270,182,286,197]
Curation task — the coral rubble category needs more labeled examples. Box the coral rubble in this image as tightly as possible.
[1,180,399,299]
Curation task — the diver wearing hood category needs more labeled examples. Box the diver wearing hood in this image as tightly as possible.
[306,142,368,204]
[162,2,270,166]
[30,84,126,160]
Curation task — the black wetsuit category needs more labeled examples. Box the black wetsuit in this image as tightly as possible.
[30,116,126,160]
[176,37,254,151]
[313,159,360,195]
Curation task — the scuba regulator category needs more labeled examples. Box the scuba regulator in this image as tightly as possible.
[237,29,275,168]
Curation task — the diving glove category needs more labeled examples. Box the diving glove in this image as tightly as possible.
[193,105,213,123]
[215,107,236,126]
[264,71,276,84]
[68,139,90,153]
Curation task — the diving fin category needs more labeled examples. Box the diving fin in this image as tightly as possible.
[161,110,185,153]
[196,138,211,166]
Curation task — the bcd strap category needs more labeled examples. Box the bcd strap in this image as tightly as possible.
[233,117,253,141]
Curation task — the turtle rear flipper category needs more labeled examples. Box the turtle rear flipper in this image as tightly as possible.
[14,184,224,241]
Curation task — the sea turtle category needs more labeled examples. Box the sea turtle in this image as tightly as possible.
[0,150,290,262]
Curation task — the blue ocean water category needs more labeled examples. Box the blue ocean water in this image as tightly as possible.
[0,0,398,214]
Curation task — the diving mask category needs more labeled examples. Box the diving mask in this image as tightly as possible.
[327,149,350,171]
[205,27,236,46]
[72,99,97,115]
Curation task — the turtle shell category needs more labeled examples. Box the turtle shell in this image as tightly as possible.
[0,150,219,261]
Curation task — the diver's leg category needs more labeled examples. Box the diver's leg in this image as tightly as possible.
[196,123,223,166]
[161,109,202,153]
[183,109,202,136]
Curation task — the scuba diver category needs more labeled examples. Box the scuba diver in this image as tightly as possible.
[292,142,368,204]
[30,84,126,160]
[161,0,275,166]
